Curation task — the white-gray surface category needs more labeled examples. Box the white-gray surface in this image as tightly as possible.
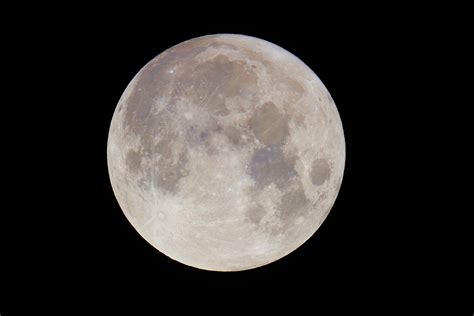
[107,34,345,271]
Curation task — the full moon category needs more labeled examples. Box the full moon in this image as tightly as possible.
[107,34,345,271]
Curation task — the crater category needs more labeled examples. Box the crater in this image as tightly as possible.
[248,144,297,189]
[117,102,124,113]
[310,159,331,186]
[185,125,214,151]
[250,101,289,145]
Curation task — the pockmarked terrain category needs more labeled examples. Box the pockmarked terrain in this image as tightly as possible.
[107,34,345,271]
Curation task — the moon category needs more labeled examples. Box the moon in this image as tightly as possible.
[107,34,345,271]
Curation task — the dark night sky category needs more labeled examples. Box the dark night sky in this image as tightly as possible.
[1,10,469,313]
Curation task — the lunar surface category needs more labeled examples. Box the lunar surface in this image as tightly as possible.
[107,34,345,271]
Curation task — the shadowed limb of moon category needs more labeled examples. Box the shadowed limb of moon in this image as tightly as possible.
[107,34,345,271]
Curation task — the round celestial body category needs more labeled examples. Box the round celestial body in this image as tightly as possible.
[107,34,345,271]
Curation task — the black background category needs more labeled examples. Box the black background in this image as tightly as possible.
[2,10,470,313]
